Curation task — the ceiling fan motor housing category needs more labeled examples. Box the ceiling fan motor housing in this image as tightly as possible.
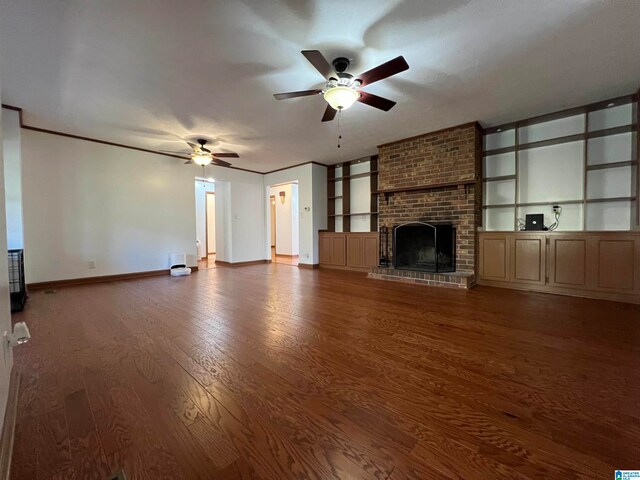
[332,57,350,73]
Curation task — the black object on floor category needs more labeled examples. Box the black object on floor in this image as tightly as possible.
[8,249,27,312]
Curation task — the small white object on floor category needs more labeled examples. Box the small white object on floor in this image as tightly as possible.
[169,253,192,277]
[170,267,191,277]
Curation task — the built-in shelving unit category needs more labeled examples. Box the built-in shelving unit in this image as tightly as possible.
[483,93,639,231]
[327,156,378,232]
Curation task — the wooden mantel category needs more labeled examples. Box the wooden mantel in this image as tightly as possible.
[375,178,477,195]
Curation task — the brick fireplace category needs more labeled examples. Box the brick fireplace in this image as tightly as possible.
[368,122,483,288]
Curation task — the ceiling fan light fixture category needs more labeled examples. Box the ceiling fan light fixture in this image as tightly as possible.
[324,86,359,111]
[193,153,212,166]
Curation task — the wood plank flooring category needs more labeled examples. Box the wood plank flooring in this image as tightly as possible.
[10,265,640,479]
[271,247,299,266]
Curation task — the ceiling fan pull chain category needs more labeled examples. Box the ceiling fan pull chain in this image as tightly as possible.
[337,109,342,149]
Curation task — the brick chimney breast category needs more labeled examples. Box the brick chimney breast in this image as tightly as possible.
[377,122,483,275]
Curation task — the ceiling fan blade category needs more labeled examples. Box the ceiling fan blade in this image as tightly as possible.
[185,141,199,149]
[301,50,333,79]
[356,56,409,86]
[358,91,397,111]
[211,158,232,167]
[184,159,194,165]
[274,89,322,100]
[321,104,337,122]
[212,152,239,158]
[159,150,191,155]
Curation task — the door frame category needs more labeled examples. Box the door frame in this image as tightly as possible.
[270,195,277,250]
[205,191,216,256]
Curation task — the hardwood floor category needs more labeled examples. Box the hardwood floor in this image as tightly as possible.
[10,265,640,479]
[198,254,217,270]
[271,247,299,266]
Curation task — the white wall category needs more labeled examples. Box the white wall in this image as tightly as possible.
[2,108,23,249]
[194,180,215,258]
[194,169,266,264]
[19,125,322,276]
[21,130,269,279]
[269,183,299,256]
[0,76,15,436]
[214,181,232,262]
[264,163,327,265]
[200,165,266,264]
[229,180,266,263]
[206,193,216,254]
[21,130,202,282]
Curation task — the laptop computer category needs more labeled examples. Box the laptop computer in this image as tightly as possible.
[525,213,545,231]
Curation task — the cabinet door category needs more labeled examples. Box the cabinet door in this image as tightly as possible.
[362,235,378,268]
[331,235,346,266]
[319,235,332,265]
[548,237,588,289]
[594,239,636,292]
[479,234,510,282]
[347,236,363,268]
[511,235,546,286]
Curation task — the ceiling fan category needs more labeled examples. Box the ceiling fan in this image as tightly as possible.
[274,50,409,122]
[159,139,239,167]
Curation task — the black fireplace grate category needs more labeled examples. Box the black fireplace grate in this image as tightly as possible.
[392,222,456,273]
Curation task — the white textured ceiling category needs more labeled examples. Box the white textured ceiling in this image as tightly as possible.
[1,0,639,172]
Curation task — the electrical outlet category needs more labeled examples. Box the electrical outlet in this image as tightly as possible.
[552,205,560,213]
[88,260,96,269]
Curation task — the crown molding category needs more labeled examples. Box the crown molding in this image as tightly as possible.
[1,104,270,174]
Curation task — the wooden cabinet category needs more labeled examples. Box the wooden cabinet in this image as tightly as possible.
[548,237,587,288]
[478,231,640,304]
[595,239,636,291]
[347,235,362,268]
[319,233,346,266]
[319,232,378,271]
[479,234,510,281]
[512,235,546,286]
[363,235,378,268]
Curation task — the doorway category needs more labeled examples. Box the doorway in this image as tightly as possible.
[268,182,299,266]
[195,179,217,270]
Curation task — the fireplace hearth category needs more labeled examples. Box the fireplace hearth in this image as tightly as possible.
[393,222,456,273]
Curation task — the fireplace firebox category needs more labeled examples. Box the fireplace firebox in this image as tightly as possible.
[393,222,456,273]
